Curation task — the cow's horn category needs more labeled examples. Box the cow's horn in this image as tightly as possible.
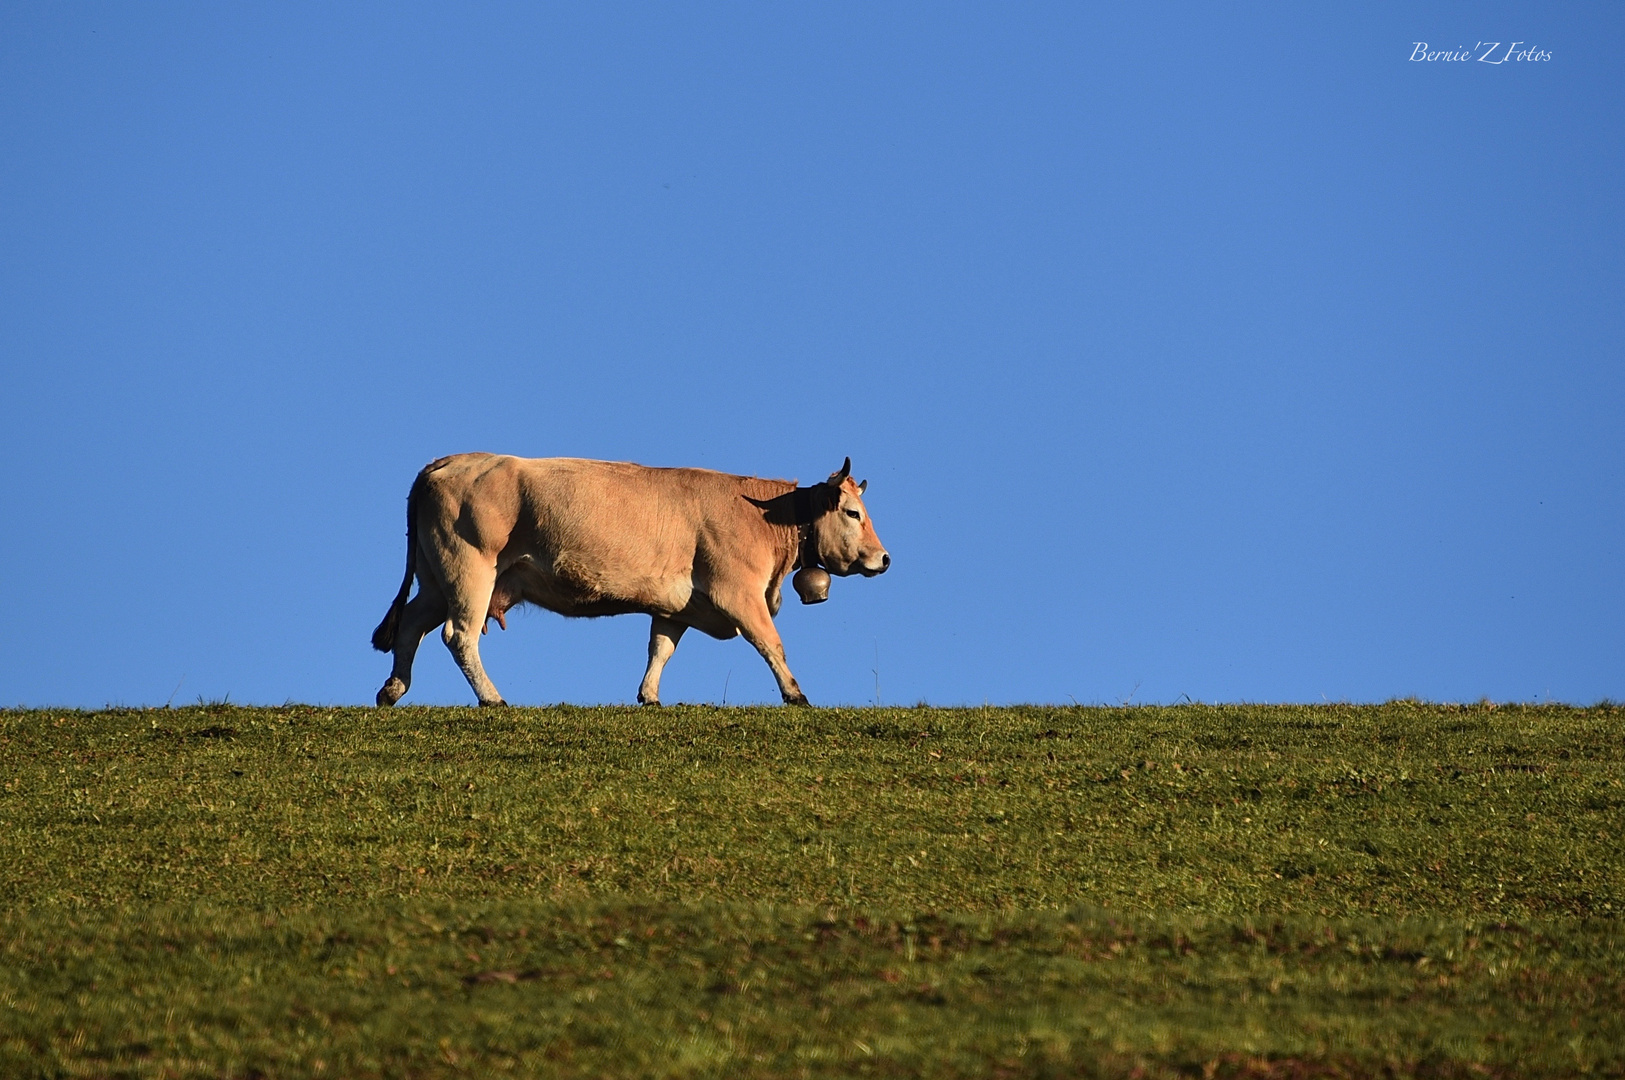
[857,479,867,494]
[829,457,851,485]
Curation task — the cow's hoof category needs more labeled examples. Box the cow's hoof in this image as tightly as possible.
[784,693,810,707]
[638,697,662,707]
[376,678,407,707]
[478,698,509,708]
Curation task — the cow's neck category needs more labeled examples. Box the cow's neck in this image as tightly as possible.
[741,482,821,573]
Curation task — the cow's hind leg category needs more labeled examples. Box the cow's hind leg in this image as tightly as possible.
[637,616,687,705]
[377,586,449,707]
[436,555,507,707]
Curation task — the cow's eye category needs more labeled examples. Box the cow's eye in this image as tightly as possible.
[845,509,861,520]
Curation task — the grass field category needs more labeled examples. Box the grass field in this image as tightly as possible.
[1,701,1621,1077]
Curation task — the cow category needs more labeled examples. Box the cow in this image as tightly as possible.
[370,455,889,707]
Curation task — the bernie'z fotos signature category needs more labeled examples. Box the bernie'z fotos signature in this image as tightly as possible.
[1410,42,1552,63]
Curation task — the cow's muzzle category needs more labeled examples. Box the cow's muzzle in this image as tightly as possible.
[859,552,890,576]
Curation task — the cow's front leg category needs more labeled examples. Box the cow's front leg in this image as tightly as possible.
[720,594,809,706]
[637,616,687,705]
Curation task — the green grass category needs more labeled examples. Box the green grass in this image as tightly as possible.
[2,702,1622,1077]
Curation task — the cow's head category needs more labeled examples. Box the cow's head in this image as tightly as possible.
[810,458,890,577]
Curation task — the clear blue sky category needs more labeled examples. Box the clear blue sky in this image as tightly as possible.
[2,4,1620,707]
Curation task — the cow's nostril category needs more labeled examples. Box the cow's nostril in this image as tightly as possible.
[880,553,891,571]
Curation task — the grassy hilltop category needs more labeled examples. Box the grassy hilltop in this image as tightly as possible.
[1,702,1622,1077]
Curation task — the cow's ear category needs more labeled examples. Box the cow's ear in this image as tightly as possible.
[857,479,867,494]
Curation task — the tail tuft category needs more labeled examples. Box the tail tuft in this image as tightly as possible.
[371,607,402,653]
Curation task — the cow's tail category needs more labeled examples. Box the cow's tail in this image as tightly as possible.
[371,463,432,653]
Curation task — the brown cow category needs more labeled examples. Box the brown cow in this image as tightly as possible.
[371,455,889,707]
